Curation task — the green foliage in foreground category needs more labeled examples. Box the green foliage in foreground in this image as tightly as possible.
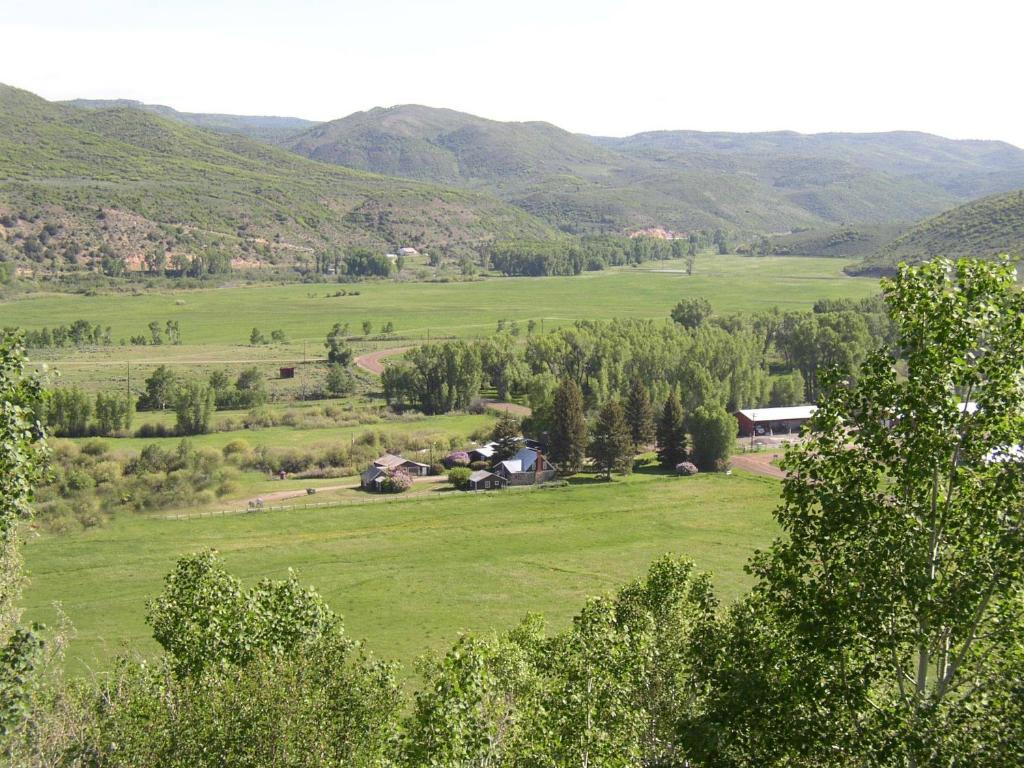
[699,259,1024,766]
[0,334,47,740]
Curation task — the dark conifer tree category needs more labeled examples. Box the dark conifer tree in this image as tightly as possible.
[590,399,634,480]
[549,378,587,474]
[656,391,687,469]
[624,377,655,450]
[491,410,522,460]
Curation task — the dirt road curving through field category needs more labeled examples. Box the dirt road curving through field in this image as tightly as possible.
[354,346,412,374]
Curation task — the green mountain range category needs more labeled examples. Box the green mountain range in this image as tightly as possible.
[595,130,1024,199]
[851,189,1024,275]
[277,105,1024,233]
[0,85,555,268]
[5,85,1024,272]
[61,98,319,143]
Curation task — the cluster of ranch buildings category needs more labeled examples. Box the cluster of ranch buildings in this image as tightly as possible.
[361,406,823,493]
[358,402,1016,491]
[361,439,557,493]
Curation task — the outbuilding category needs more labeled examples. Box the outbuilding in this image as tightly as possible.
[372,453,430,476]
[468,442,498,463]
[360,465,387,491]
[734,406,816,437]
[467,470,507,491]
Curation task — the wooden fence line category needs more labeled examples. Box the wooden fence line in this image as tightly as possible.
[160,480,555,520]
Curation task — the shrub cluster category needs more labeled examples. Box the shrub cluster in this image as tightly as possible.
[35,439,239,532]
[43,386,133,437]
[379,468,413,493]
[442,450,470,468]
[447,466,472,490]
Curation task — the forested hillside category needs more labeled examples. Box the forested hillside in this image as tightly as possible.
[596,129,1024,199]
[0,84,557,276]
[851,189,1024,274]
[279,105,819,234]
[279,105,1024,233]
[50,96,1024,243]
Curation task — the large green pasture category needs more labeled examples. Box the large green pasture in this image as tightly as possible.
[3,256,877,347]
[23,470,780,676]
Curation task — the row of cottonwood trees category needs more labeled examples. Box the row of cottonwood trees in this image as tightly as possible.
[382,298,890,425]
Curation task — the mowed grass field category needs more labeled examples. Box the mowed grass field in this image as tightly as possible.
[1,255,879,392]
[3,256,877,347]
[23,470,781,676]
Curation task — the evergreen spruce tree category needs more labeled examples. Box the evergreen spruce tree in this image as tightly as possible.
[590,399,633,480]
[656,391,687,469]
[623,377,655,450]
[549,378,587,474]
[491,410,522,460]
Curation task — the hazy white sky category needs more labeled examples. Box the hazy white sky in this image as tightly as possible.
[1,0,1021,146]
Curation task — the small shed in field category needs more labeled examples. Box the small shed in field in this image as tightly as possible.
[279,366,296,379]
[467,470,507,491]
[373,453,430,476]
[360,465,387,491]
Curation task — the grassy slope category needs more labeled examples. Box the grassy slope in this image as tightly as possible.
[765,223,906,258]
[276,108,841,232]
[23,470,781,675]
[0,84,556,259]
[852,189,1024,275]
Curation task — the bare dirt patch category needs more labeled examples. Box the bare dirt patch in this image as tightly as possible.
[354,346,412,374]
[731,451,786,479]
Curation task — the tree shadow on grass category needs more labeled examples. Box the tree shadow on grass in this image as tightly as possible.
[634,462,675,476]
[564,475,613,486]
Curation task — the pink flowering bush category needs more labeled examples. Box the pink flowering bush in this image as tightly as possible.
[443,451,471,469]
[381,468,413,493]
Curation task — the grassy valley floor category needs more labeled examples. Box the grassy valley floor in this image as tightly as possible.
[23,469,780,676]
[1,255,879,393]
[2,256,876,347]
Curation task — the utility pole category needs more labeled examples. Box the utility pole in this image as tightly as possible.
[127,361,131,400]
